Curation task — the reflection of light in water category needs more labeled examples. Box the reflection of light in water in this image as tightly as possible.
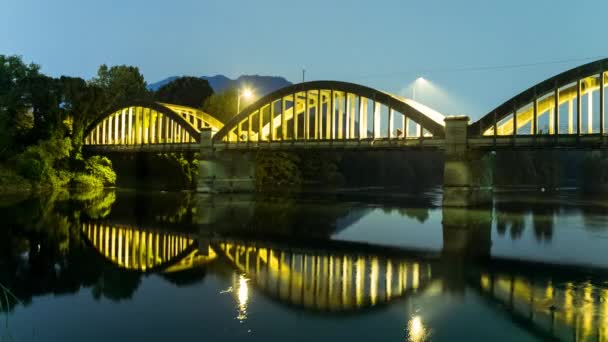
[236,274,249,321]
[407,315,428,342]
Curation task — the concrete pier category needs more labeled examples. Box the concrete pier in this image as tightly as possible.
[197,128,256,193]
[443,116,493,207]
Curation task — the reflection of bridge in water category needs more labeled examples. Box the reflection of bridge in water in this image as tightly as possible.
[218,240,433,312]
[82,221,608,341]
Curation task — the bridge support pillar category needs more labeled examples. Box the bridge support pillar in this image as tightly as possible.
[197,128,256,193]
[443,116,492,207]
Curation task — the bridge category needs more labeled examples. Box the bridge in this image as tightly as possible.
[82,58,608,206]
[81,220,608,341]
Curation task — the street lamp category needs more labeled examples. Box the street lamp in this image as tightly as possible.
[237,87,254,115]
[411,77,426,138]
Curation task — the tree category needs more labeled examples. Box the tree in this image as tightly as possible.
[0,55,43,156]
[58,76,106,146]
[202,87,250,124]
[26,74,65,142]
[91,64,150,111]
[153,76,214,108]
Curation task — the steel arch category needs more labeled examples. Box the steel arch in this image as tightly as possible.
[212,80,446,143]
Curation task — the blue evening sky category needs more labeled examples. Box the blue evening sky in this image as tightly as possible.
[1,0,606,119]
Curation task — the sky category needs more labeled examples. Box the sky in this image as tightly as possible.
[1,0,607,119]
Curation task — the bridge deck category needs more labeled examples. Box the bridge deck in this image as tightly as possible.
[470,134,608,150]
[82,138,446,153]
[82,134,608,153]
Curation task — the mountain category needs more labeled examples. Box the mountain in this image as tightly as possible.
[148,76,179,91]
[148,74,292,97]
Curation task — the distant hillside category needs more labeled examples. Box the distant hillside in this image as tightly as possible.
[148,74,292,97]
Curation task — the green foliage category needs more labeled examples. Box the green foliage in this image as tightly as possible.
[202,87,253,124]
[154,76,214,108]
[161,153,198,188]
[27,74,65,141]
[0,56,130,192]
[255,151,301,189]
[17,158,43,181]
[0,55,48,156]
[75,190,116,218]
[71,173,104,190]
[91,64,150,110]
[300,152,344,185]
[58,76,106,148]
[84,155,116,185]
[0,164,31,195]
[16,136,73,187]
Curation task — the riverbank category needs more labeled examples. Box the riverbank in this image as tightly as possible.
[0,162,113,207]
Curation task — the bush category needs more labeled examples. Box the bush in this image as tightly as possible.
[0,164,31,195]
[84,155,116,185]
[17,157,44,181]
[255,151,301,189]
[15,136,73,188]
[71,173,104,190]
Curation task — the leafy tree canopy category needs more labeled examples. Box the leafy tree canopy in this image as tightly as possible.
[153,76,214,108]
[58,76,106,146]
[91,64,150,110]
[202,87,254,124]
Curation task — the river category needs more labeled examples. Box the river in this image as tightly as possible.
[1,189,607,341]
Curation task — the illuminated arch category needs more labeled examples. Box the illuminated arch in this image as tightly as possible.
[81,222,216,272]
[470,58,608,136]
[216,241,434,313]
[213,81,446,143]
[83,101,224,146]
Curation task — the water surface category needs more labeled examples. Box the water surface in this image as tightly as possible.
[1,189,607,341]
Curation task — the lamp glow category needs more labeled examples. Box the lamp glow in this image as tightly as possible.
[236,87,255,115]
[242,88,253,99]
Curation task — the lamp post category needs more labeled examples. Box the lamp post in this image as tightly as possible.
[237,87,253,115]
[412,77,425,137]
[412,76,424,101]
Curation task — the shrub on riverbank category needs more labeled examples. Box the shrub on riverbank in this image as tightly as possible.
[9,136,117,193]
[0,164,31,195]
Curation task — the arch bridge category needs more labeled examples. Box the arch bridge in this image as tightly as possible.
[83,101,223,153]
[81,59,608,206]
[83,81,447,152]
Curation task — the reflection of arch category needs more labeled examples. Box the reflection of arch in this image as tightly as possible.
[475,268,608,341]
[81,223,216,272]
[213,81,446,143]
[470,58,608,136]
[83,101,223,146]
[216,240,434,313]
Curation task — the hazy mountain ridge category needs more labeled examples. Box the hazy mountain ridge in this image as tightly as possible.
[148,74,292,97]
